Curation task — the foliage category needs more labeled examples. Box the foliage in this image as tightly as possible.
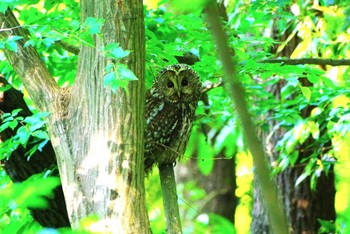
[0,109,50,160]
[1,0,350,233]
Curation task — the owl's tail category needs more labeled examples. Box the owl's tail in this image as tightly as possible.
[144,157,156,175]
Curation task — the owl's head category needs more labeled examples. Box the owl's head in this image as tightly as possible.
[151,64,201,103]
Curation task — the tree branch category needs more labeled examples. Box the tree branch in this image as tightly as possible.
[159,164,182,234]
[0,8,60,112]
[205,2,289,234]
[54,40,80,55]
[261,58,350,66]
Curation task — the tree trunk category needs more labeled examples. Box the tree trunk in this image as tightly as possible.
[0,0,150,232]
[251,13,336,233]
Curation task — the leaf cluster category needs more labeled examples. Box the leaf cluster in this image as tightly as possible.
[0,109,50,160]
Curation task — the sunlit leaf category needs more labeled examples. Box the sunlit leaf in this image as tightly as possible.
[117,64,138,81]
[300,86,311,102]
[82,17,104,34]
[197,132,214,175]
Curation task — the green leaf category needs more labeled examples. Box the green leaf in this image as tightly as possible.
[209,213,236,234]
[24,39,35,48]
[197,132,214,175]
[15,126,30,147]
[11,108,23,117]
[117,65,138,81]
[0,174,61,210]
[24,115,46,132]
[103,72,116,86]
[300,86,311,102]
[295,172,308,187]
[0,84,12,92]
[0,122,11,132]
[32,130,49,140]
[170,0,210,14]
[5,40,18,52]
[103,43,130,59]
[318,219,336,233]
[82,17,104,34]
[5,36,23,52]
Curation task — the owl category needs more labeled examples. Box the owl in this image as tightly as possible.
[144,64,201,172]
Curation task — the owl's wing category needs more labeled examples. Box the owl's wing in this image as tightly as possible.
[144,95,183,171]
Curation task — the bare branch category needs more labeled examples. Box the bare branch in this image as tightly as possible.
[0,8,60,112]
[261,58,350,66]
[201,79,223,94]
[54,40,80,55]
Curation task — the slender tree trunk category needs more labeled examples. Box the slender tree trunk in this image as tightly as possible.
[0,0,150,232]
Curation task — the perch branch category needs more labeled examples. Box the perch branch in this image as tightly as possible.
[0,8,59,112]
[54,40,80,55]
[159,163,182,234]
[205,2,289,234]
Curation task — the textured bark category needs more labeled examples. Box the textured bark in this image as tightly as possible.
[0,77,70,228]
[0,0,149,232]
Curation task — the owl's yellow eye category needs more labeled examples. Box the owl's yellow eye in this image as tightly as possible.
[167,81,174,88]
[181,78,188,87]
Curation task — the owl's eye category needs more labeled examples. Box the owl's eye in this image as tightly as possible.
[181,78,188,87]
[167,81,174,88]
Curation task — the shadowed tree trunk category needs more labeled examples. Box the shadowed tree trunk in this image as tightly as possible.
[0,0,150,232]
[0,76,70,228]
[251,6,336,233]
[176,152,237,223]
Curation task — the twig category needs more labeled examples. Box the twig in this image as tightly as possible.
[54,40,80,55]
[200,79,223,93]
[205,2,289,234]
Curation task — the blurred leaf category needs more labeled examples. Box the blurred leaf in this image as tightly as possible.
[0,84,12,92]
[103,43,130,60]
[300,86,311,102]
[117,64,138,81]
[82,17,104,35]
[169,0,209,14]
[5,36,23,52]
[0,174,60,210]
[197,132,214,175]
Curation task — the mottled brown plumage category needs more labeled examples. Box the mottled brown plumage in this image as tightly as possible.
[144,64,201,172]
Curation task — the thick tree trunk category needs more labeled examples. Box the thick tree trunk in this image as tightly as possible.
[0,0,149,232]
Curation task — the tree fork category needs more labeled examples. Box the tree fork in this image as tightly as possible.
[0,1,150,232]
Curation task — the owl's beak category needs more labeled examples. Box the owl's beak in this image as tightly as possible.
[177,90,181,98]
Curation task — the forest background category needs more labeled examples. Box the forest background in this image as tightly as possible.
[0,0,350,233]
